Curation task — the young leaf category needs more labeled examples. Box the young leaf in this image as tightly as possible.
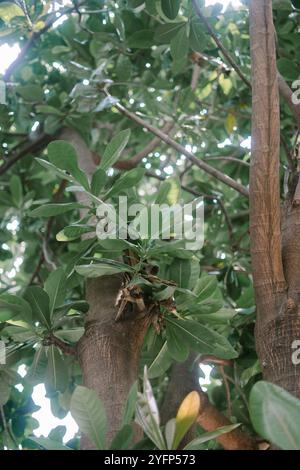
[75,260,135,278]
[10,174,23,208]
[148,341,173,379]
[183,424,241,450]
[100,129,131,171]
[165,418,176,450]
[47,140,90,190]
[135,367,166,449]
[105,168,145,199]
[70,385,107,450]
[173,391,200,449]
[29,203,86,218]
[91,168,107,196]
[24,286,51,329]
[249,381,300,450]
[155,177,181,205]
[46,345,68,393]
[56,225,95,242]
[44,268,67,316]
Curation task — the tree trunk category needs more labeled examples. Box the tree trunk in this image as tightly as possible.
[60,128,149,448]
[77,276,149,448]
[249,0,300,398]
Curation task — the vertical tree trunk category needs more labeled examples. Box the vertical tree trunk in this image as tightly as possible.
[249,0,300,398]
[60,128,149,447]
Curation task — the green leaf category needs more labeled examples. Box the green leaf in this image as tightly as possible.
[10,174,23,208]
[91,168,107,196]
[148,341,173,378]
[155,22,186,43]
[46,345,68,393]
[166,321,189,362]
[24,286,51,329]
[71,385,107,450]
[110,425,133,450]
[193,274,218,302]
[189,17,207,52]
[16,85,44,102]
[127,30,154,48]
[29,203,85,217]
[173,391,200,449]
[75,260,134,278]
[161,0,180,19]
[47,141,90,190]
[155,176,181,205]
[183,424,241,450]
[0,2,25,22]
[36,158,75,183]
[44,268,67,316]
[169,258,200,289]
[122,382,138,426]
[277,58,299,80]
[0,294,32,323]
[249,381,300,450]
[28,436,72,450]
[56,225,95,242]
[105,168,145,198]
[27,346,48,384]
[166,317,238,359]
[170,26,189,63]
[100,129,131,171]
[35,105,64,115]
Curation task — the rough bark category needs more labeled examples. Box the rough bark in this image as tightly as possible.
[250,0,300,397]
[60,128,150,447]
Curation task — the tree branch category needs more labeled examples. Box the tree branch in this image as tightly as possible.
[107,93,249,197]
[0,133,52,176]
[192,0,251,88]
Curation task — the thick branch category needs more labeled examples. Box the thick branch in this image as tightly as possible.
[108,95,249,197]
[249,0,286,323]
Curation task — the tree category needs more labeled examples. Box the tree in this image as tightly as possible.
[1,0,300,451]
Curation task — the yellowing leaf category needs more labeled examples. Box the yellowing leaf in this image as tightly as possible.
[33,20,45,32]
[219,73,233,95]
[225,112,237,134]
[0,2,24,23]
[198,83,212,100]
[173,391,200,449]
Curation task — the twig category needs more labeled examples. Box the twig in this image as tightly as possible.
[192,0,251,89]
[44,333,77,356]
[106,91,249,197]
[0,133,52,176]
